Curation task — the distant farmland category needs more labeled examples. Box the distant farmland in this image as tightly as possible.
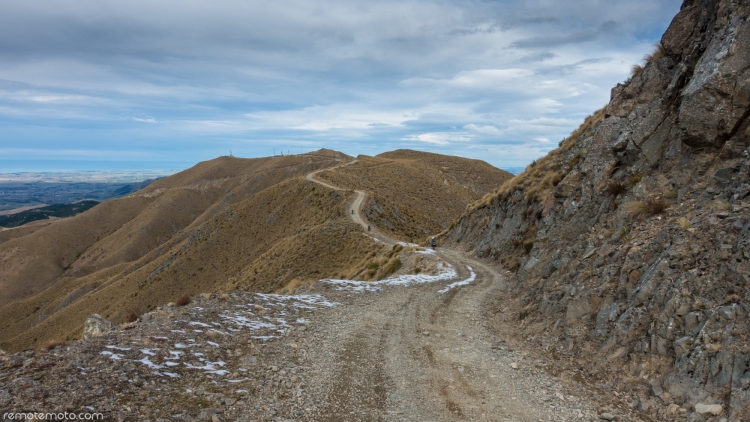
[0,200,101,228]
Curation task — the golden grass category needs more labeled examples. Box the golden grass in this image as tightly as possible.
[677,217,691,229]
[629,44,665,79]
[707,200,732,212]
[380,258,403,278]
[502,256,521,272]
[622,201,649,217]
[628,174,644,185]
[493,108,606,204]
[278,278,305,294]
[318,150,511,241]
[644,44,666,63]
[631,64,644,78]
[623,196,668,218]
[0,155,377,351]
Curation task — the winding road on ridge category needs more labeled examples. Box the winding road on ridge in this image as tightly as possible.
[302,162,615,421]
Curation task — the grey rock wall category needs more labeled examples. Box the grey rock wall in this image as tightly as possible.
[443,0,750,419]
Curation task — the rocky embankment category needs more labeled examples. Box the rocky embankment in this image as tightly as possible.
[442,0,750,420]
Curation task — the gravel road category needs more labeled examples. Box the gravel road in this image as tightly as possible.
[297,165,632,421]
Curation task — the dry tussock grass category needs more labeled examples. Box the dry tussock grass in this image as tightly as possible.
[278,278,305,294]
[606,180,628,196]
[319,151,511,242]
[644,44,666,63]
[628,174,644,185]
[0,163,374,351]
[630,44,666,79]
[492,108,605,204]
[707,200,732,212]
[623,196,669,218]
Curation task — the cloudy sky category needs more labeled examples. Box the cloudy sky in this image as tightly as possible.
[0,0,682,172]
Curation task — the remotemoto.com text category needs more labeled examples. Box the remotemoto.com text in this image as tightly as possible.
[3,412,103,420]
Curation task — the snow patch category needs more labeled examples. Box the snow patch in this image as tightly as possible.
[136,357,164,370]
[322,262,457,293]
[438,266,476,294]
[99,351,123,361]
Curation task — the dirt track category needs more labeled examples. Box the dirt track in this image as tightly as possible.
[302,166,622,421]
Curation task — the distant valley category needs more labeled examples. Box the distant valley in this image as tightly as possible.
[0,171,170,213]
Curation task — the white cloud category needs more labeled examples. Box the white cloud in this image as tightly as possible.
[0,0,683,169]
[404,132,471,145]
[463,124,501,135]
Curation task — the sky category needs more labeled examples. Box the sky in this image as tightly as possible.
[0,0,683,173]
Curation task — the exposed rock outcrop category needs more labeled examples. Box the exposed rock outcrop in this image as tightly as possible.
[442,0,750,420]
[81,314,112,340]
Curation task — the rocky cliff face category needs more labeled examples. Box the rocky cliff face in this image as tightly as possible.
[442,0,750,419]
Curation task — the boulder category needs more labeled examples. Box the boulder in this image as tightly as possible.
[694,403,723,416]
[82,314,112,340]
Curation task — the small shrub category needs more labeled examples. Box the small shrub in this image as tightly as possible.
[665,188,678,199]
[414,267,422,274]
[523,238,534,254]
[45,340,65,350]
[620,226,631,242]
[380,258,402,278]
[624,196,668,217]
[644,44,666,63]
[676,217,691,229]
[631,64,644,78]
[126,310,141,323]
[623,201,649,217]
[708,200,732,212]
[176,295,191,307]
[503,256,521,272]
[628,174,643,185]
[606,180,627,196]
[279,279,304,294]
[645,196,669,214]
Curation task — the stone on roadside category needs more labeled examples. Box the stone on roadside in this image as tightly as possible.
[599,413,615,421]
[82,314,112,339]
[638,400,650,412]
[694,403,723,416]
[649,379,663,396]
[510,362,518,369]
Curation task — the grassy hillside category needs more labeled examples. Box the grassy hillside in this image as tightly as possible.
[0,151,365,349]
[0,148,508,351]
[318,149,513,242]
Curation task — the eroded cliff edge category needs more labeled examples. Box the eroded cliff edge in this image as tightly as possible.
[441,0,750,419]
